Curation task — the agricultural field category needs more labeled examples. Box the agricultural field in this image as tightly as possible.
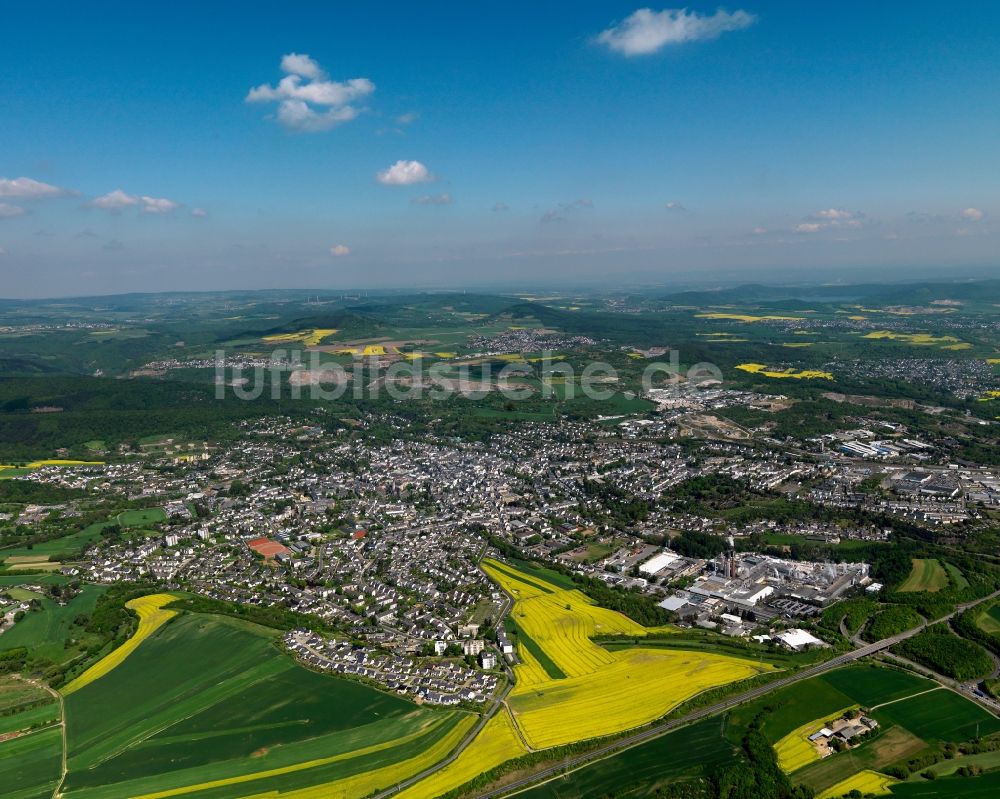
[0,519,115,560]
[59,607,470,799]
[890,770,1000,798]
[974,603,1000,636]
[773,705,859,772]
[62,592,177,694]
[0,725,64,799]
[483,558,771,749]
[0,583,107,667]
[514,716,738,798]
[0,676,63,799]
[395,709,527,799]
[734,363,834,380]
[898,558,950,592]
[733,662,1000,798]
[816,769,897,799]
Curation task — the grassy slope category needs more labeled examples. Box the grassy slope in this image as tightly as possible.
[62,611,459,799]
[0,583,106,664]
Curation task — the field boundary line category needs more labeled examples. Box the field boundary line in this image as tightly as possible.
[869,685,944,711]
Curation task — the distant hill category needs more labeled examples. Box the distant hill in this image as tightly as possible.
[661,279,1000,307]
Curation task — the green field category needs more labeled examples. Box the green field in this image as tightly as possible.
[0,726,64,799]
[898,558,950,593]
[975,603,1000,636]
[0,584,107,665]
[728,665,1000,796]
[0,521,115,560]
[890,770,1000,797]
[875,688,1000,743]
[727,665,934,746]
[943,561,971,590]
[59,610,467,799]
[515,716,736,798]
[115,507,167,527]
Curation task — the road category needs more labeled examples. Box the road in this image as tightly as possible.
[464,586,1000,799]
[368,557,515,799]
[366,577,1000,799]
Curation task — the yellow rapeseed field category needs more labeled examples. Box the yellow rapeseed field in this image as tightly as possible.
[509,648,767,749]
[62,593,177,695]
[0,460,105,470]
[815,769,897,799]
[263,328,338,347]
[234,714,475,799]
[772,705,858,773]
[395,711,527,799]
[482,559,771,749]
[862,330,962,346]
[695,313,804,322]
[735,363,833,380]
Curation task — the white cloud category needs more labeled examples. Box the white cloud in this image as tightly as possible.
[191,207,207,217]
[796,208,866,233]
[0,203,25,219]
[960,207,984,221]
[412,192,452,206]
[597,7,756,56]
[280,53,323,80]
[492,201,510,212]
[814,208,854,220]
[88,189,140,212]
[665,201,686,211]
[247,54,374,132]
[139,196,179,214]
[377,160,433,185]
[751,226,768,235]
[0,176,70,199]
[397,112,418,125]
[88,189,180,214]
[330,244,351,257]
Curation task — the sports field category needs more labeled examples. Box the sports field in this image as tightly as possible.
[116,507,167,527]
[898,558,949,592]
[58,609,469,799]
[483,559,771,749]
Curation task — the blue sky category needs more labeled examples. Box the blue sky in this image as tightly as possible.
[1,1,999,296]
